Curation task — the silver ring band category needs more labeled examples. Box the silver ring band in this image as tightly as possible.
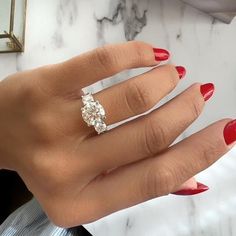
[81,93,107,134]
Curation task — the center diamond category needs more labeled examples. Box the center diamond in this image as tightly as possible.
[81,101,106,126]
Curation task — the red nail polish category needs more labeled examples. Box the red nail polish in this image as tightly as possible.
[224,119,236,145]
[175,66,186,79]
[172,182,209,196]
[153,48,170,61]
[200,83,215,101]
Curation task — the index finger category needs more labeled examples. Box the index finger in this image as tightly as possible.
[42,41,169,93]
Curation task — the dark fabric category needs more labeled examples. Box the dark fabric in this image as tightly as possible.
[0,170,32,224]
[71,226,93,236]
[0,170,93,235]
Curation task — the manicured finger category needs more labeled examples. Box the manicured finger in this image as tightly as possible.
[172,181,209,196]
[39,41,170,94]
[76,119,233,223]
[172,177,209,196]
[91,65,184,126]
[175,177,197,191]
[84,83,214,174]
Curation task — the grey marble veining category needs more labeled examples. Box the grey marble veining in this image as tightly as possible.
[95,0,148,41]
[0,0,236,235]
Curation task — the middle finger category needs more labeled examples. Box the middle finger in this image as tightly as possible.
[82,83,214,173]
[79,65,185,133]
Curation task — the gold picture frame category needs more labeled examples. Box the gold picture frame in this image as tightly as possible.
[0,0,27,53]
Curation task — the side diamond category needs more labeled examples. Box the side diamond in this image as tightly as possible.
[82,93,94,105]
[94,120,107,134]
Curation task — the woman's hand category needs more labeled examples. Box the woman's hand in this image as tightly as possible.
[0,41,235,227]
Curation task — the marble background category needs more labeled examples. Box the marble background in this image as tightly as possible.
[1,0,236,235]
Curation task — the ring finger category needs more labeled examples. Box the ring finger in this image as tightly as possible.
[92,64,185,126]
[78,64,185,135]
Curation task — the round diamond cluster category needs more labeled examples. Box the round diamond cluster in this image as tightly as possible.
[81,93,107,134]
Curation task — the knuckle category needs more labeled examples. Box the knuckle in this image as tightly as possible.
[188,94,203,119]
[201,147,214,167]
[198,138,226,168]
[128,41,153,64]
[125,81,155,115]
[141,164,176,199]
[143,117,167,156]
[166,65,180,89]
[185,83,205,119]
[157,167,176,195]
[93,46,117,74]
[191,98,203,119]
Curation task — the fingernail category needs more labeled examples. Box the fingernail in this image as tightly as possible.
[200,83,215,101]
[224,119,236,145]
[153,48,170,61]
[172,182,209,196]
[175,66,186,79]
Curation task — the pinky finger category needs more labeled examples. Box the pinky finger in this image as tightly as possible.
[172,178,209,196]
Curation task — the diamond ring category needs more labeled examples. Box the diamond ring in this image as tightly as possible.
[81,93,107,134]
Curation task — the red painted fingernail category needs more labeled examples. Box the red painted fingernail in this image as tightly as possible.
[172,182,209,196]
[153,48,170,61]
[200,83,215,101]
[224,119,236,145]
[175,66,186,79]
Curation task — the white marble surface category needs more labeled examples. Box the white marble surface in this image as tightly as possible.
[1,0,236,235]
